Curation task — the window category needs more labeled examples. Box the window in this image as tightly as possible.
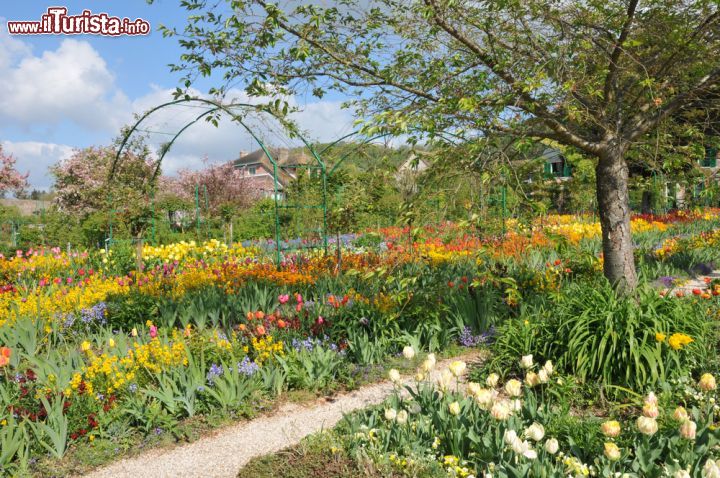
[248,166,257,175]
[701,147,717,168]
[544,157,572,178]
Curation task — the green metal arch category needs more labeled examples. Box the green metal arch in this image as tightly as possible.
[320,129,465,176]
[111,97,329,263]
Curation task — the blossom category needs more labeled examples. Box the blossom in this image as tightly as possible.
[449,401,461,416]
[637,416,658,436]
[486,373,499,388]
[538,369,549,384]
[385,408,397,421]
[278,294,290,304]
[601,420,621,438]
[655,332,666,342]
[504,429,519,446]
[699,373,717,392]
[520,354,534,369]
[645,392,658,406]
[674,470,690,478]
[388,369,401,383]
[448,360,466,377]
[0,347,10,367]
[673,406,689,421]
[490,400,512,420]
[680,420,697,440]
[131,328,138,337]
[108,338,115,348]
[525,371,540,387]
[603,442,621,461]
[402,346,415,360]
[668,333,694,350]
[642,402,659,419]
[505,379,522,397]
[466,382,481,396]
[437,369,454,391]
[206,363,223,385]
[396,410,408,425]
[544,438,559,454]
[237,357,259,376]
[525,422,545,441]
[422,353,436,372]
[542,361,554,375]
[703,459,720,478]
[475,388,495,410]
[80,341,92,352]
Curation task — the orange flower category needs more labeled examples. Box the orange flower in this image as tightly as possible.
[238,324,246,331]
[277,319,286,329]
[255,311,265,320]
[0,347,10,367]
[256,325,266,336]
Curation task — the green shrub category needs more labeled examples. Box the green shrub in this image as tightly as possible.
[487,281,713,389]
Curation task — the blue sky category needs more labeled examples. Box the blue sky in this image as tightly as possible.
[1,1,357,189]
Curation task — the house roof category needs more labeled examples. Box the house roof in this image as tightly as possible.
[541,148,565,164]
[398,153,430,173]
[235,148,315,188]
[235,148,314,167]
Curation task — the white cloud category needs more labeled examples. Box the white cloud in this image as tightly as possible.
[1,140,74,190]
[0,33,130,131]
[0,20,32,70]
[0,32,358,186]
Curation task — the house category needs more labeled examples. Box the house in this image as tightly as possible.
[395,153,430,194]
[540,148,572,180]
[234,148,316,199]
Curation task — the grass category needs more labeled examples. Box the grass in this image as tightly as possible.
[237,433,443,478]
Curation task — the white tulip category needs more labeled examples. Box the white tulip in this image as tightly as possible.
[544,438,559,454]
[520,354,534,369]
[396,409,408,425]
[525,422,545,442]
[505,379,523,397]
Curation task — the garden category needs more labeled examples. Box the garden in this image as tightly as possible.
[0,209,720,477]
[2,0,720,477]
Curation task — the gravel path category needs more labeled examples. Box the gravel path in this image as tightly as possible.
[82,351,483,478]
[663,270,720,296]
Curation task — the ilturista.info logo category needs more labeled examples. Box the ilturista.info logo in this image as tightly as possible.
[6,7,150,36]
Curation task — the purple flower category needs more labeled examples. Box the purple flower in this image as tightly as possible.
[458,326,493,347]
[237,357,259,376]
[658,276,677,287]
[207,363,224,385]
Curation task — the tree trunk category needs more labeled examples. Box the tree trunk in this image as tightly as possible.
[596,145,638,293]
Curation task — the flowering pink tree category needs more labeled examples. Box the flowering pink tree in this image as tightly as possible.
[161,158,258,213]
[50,146,155,215]
[0,146,29,197]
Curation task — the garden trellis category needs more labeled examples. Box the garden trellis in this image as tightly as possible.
[112,99,468,265]
[111,98,330,265]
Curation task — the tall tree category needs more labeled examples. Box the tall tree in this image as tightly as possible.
[161,0,720,291]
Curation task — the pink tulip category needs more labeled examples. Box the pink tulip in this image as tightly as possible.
[278,294,290,304]
[150,325,158,338]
